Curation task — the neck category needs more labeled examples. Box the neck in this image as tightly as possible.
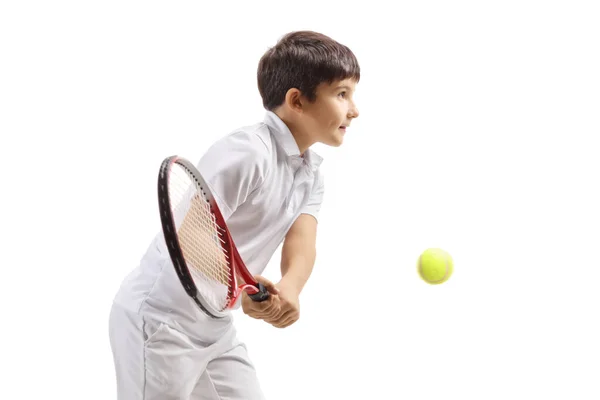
[274,110,314,154]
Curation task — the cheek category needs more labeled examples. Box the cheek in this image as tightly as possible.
[328,105,345,127]
[315,111,337,129]
[313,100,344,129]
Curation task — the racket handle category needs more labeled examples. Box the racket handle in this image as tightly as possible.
[248,282,270,302]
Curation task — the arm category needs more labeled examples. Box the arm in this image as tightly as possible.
[279,213,318,296]
[264,214,318,328]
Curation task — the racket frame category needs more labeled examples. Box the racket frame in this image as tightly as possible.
[157,155,267,319]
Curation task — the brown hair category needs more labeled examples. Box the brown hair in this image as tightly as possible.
[257,31,360,110]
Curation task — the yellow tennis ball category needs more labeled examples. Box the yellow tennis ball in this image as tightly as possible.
[417,248,453,284]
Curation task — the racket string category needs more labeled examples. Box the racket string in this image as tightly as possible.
[170,165,233,310]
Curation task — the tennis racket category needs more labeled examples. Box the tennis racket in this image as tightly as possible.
[157,155,270,318]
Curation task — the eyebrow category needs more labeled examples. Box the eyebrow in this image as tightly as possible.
[335,85,352,91]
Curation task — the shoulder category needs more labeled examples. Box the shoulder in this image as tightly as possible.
[217,123,272,156]
[201,122,275,170]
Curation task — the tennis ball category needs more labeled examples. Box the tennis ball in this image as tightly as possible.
[417,248,453,284]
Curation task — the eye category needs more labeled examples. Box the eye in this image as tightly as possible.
[338,91,347,98]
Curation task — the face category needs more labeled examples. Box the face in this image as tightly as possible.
[301,78,360,147]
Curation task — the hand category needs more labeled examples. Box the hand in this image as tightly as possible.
[242,275,281,321]
[265,280,300,329]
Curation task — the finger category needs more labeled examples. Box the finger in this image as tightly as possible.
[244,294,278,319]
[249,293,277,309]
[265,305,283,320]
[266,308,280,320]
[263,306,288,323]
[282,313,299,328]
[265,301,293,321]
[274,314,298,328]
[269,308,294,326]
[253,298,281,318]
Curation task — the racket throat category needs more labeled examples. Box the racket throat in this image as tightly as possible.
[227,284,260,308]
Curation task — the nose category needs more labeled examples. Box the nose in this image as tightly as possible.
[348,101,359,119]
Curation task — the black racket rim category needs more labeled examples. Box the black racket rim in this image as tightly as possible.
[157,155,226,319]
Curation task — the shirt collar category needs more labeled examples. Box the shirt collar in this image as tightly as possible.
[263,111,323,170]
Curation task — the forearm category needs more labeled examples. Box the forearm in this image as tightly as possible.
[279,235,316,295]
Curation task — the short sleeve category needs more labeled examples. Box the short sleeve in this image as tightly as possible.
[300,170,325,221]
[196,131,270,221]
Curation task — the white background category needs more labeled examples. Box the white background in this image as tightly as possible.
[2,1,599,399]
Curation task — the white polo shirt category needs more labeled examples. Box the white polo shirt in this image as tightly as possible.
[114,111,324,332]
[196,111,324,276]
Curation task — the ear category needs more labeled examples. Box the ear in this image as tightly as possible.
[284,88,304,112]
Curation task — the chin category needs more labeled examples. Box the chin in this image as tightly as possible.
[323,137,343,147]
[327,133,344,147]
[319,131,345,147]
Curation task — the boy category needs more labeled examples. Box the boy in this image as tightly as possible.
[109,30,360,400]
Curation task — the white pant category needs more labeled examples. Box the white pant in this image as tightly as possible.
[109,302,266,400]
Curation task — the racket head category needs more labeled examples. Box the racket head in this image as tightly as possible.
[158,155,242,318]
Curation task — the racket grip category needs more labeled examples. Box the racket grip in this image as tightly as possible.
[248,282,270,302]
